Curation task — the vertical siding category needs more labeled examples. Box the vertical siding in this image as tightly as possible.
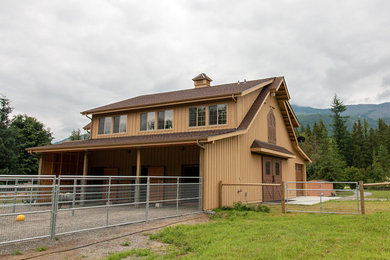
[202,92,307,210]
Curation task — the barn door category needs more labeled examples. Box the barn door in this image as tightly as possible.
[295,164,304,196]
[262,156,282,202]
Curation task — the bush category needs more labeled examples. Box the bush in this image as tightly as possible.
[232,202,270,213]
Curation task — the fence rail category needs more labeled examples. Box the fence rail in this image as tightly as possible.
[0,175,202,245]
[286,181,360,215]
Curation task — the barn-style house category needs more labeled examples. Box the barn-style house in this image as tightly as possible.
[27,74,310,210]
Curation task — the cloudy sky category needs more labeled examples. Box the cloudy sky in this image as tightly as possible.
[0,0,389,141]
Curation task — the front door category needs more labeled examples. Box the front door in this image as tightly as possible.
[262,156,282,202]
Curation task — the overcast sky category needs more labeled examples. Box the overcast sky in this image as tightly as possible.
[1,0,389,141]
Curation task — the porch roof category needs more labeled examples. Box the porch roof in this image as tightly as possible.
[250,139,296,159]
[27,129,236,153]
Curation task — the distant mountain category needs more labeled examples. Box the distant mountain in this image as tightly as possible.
[291,102,390,132]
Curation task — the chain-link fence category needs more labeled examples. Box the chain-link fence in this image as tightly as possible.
[0,175,202,245]
[286,181,360,214]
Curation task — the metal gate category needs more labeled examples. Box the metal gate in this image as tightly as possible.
[0,175,202,245]
[285,181,360,215]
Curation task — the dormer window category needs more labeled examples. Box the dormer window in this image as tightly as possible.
[113,115,127,133]
[189,106,206,127]
[209,104,227,125]
[140,112,155,131]
[98,115,127,135]
[158,110,173,130]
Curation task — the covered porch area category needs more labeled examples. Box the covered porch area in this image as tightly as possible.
[37,144,202,210]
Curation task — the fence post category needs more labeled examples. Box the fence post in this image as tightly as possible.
[12,179,18,213]
[320,182,322,213]
[50,179,58,239]
[176,177,179,216]
[281,181,286,213]
[145,177,150,222]
[106,177,111,226]
[29,178,33,210]
[359,181,365,215]
[72,178,77,217]
[286,182,289,212]
[218,181,222,208]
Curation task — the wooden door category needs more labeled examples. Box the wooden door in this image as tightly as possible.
[262,156,282,202]
[295,164,304,196]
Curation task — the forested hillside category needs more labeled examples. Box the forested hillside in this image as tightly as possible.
[297,97,390,183]
[292,102,390,132]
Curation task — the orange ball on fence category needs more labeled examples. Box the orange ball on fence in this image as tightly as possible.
[16,215,25,222]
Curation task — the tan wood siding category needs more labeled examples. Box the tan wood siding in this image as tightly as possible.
[202,92,306,210]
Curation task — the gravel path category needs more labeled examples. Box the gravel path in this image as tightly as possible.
[0,213,208,259]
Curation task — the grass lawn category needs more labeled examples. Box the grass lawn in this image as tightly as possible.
[106,201,390,260]
[366,189,390,199]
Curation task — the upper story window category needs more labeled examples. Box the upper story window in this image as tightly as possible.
[189,106,206,127]
[113,115,127,133]
[157,110,173,130]
[267,109,276,144]
[140,112,155,131]
[209,104,227,125]
[98,115,127,135]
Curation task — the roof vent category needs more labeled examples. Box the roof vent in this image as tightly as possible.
[192,73,212,88]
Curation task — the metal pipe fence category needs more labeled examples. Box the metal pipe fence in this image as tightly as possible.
[286,181,360,215]
[0,175,202,245]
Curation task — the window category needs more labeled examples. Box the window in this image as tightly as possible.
[98,115,127,135]
[209,104,227,125]
[189,106,206,127]
[157,110,173,130]
[113,115,127,133]
[267,109,276,144]
[266,161,271,175]
[98,117,112,134]
[275,162,280,175]
[140,112,155,131]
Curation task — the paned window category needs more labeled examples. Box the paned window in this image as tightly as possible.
[140,112,155,131]
[113,115,127,133]
[209,104,227,125]
[157,110,173,130]
[189,106,206,127]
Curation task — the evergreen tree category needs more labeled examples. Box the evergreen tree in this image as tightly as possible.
[70,129,82,140]
[0,95,19,174]
[10,114,52,175]
[330,95,351,164]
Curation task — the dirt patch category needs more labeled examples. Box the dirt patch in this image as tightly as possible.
[0,213,209,260]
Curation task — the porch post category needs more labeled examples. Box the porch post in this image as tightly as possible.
[38,155,43,175]
[81,151,88,206]
[135,147,141,207]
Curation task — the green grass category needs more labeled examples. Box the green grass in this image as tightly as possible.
[106,200,390,259]
[335,190,355,197]
[35,247,47,252]
[105,248,156,260]
[150,201,390,259]
[366,190,390,199]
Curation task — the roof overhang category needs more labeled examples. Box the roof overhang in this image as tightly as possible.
[250,140,296,159]
[251,147,296,159]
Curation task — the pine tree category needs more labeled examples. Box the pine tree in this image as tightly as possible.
[330,95,350,165]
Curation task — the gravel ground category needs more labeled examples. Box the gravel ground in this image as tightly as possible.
[0,213,208,259]
[0,201,200,247]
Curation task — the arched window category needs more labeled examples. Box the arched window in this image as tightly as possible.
[267,109,276,144]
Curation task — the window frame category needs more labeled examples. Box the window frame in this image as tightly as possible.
[209,104,227,126]
[141,110,174,131]
[98,115,127,135]
[157,110,174,130]
[188,106,206,127]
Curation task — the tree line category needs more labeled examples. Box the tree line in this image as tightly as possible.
[298,95,390,183]
[0,95,52,175]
